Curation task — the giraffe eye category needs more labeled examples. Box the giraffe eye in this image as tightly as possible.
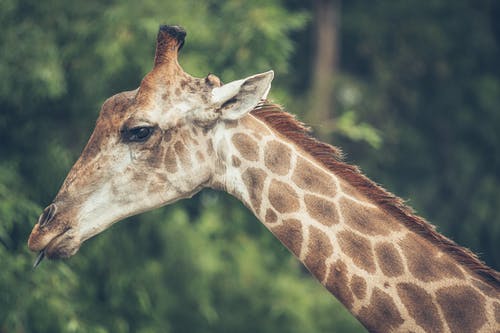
[122,126,154,143]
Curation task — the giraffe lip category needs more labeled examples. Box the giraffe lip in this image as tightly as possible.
[33,227,75,267]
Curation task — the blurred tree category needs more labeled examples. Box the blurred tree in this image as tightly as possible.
[309,0,340,138]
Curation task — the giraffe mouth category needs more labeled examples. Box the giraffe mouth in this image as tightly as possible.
[32,228,78,268]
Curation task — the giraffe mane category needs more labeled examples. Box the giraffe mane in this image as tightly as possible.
[250,101,500,287]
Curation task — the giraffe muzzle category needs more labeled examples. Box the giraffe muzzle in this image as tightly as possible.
[28,202,80,266]
[28,224,77,266]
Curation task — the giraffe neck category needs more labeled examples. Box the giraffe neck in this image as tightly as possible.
[209,110,500,333]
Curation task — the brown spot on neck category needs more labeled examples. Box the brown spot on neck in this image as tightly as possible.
[397,283,443,333]
[325,260,354,309]
[350,275,367,300]
[264,140,291,176]
[337,231,376,273]
[292,156,336,196]
[241,167,266,214]
[265,208,277,224]
[374,242,404,277]
[232,133,259,161]
[271,219,303,257]
[436,286,486,333]
[304,194,338,226]
[268,179,300,213]
[304,226,333,281]
[340,201,398,236]
[358,288,404,332]
[400,233,465,282]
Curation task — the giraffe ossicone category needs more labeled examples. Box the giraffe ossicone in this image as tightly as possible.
[28,25,500,333]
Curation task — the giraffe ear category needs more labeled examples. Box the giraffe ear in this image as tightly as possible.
[211,70,274,121]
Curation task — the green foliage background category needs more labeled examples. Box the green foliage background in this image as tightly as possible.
[1,1,499,332]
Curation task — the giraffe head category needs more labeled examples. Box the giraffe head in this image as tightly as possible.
[28,25,273,261]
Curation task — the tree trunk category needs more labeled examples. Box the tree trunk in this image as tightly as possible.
[309,0,340,139]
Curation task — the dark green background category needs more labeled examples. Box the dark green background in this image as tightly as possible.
[1,1,499,332]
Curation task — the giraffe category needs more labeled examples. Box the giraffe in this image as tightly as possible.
[28,25,500,332]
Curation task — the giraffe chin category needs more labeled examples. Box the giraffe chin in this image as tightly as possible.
[39,230,80,261]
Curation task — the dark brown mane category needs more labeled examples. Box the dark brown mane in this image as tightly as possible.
[250,102,500,287]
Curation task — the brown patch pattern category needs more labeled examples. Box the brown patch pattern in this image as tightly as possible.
[337,231,376,273]
[358,288,404,332]
[436,286,486,333]
[292,157,336,196]
[164,146,178,173]
[340,201,392,236]
[400,233,465,282]
[231,155,241,168]
[375,242,404,277]
[242,168,266,213]
[350,275,367,300]
[472,279,499,298]
[304,226,333,281]
[164,129,173,142]
[268,179,300,213]
[264,140,291,176]
[174,141,190,167]
[304,194,338,226]
[397,283,443,333]
[325,260,354,309]
[251,103,500,286]
[271,219,303,256]
[265,208,277,224]
[232,133,259,161]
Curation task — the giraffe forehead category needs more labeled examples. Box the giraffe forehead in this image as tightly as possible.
[100,77,214,128]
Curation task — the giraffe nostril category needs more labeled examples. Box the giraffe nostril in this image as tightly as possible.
[38,203,57,228]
